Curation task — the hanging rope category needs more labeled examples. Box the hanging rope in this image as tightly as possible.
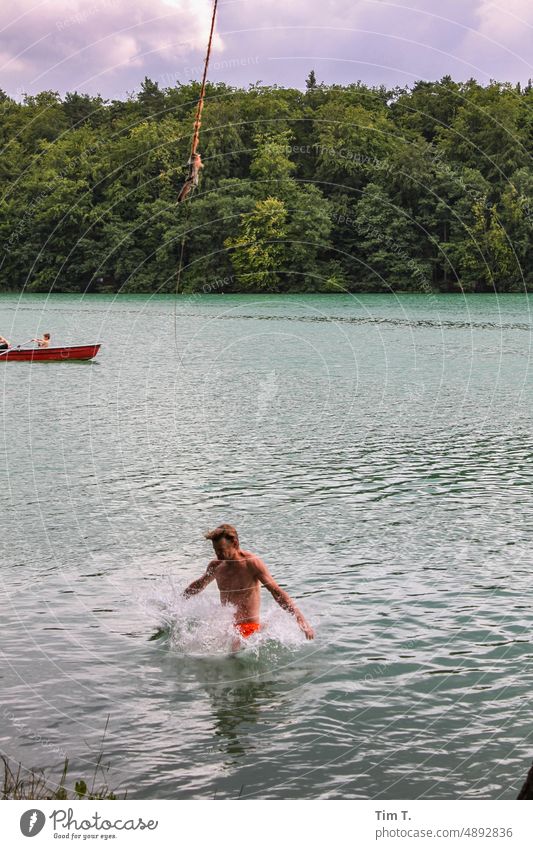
[177,0,219,203]
[173,227,187,364]
[175,0,219,358]
[191,0,218,159]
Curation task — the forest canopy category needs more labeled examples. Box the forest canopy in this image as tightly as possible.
[0,73,532,294]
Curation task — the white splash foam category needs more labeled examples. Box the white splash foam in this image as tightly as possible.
[143,576,310,657]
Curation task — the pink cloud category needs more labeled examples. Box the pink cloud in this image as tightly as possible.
[0,0,222,96]
[0,0,531,98]
[457,0,533,80]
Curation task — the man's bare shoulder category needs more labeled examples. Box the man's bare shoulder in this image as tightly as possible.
[241,551,268,575]
[206,558,222,574]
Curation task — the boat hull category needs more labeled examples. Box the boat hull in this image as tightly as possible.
[0,344,101,362]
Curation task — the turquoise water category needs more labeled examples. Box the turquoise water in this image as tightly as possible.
[1,291,533,799]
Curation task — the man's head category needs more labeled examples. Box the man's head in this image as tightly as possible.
[44,333,50,340]
[205,523,239,559]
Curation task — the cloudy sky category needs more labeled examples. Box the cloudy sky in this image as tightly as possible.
[1,0,532,100]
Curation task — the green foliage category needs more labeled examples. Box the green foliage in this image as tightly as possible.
[1,722,122,800]
[250,130,297,190]
[435,80,529,182]
[314,98,396,191]
[390,76,462,143]
[0,76,532,293]
[355,183,432,291]
[225,135,332,290]
[226,196,288,289]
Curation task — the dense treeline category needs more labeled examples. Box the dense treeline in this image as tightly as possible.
[0,73,532,294]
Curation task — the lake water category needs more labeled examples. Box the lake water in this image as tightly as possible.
[1,291,533,800]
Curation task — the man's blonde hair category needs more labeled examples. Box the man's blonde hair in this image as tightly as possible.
[205,523,239,545]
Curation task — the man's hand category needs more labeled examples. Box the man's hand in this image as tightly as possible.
[251,556,315,639]
[297,614,314,640]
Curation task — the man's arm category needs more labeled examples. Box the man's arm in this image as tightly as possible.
[182,559,218,598]
[251,558,314,639]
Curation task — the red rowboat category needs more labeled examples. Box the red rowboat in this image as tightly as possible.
[0,344,101,362]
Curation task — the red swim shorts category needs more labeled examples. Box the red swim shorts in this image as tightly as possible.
[235,621,261,638]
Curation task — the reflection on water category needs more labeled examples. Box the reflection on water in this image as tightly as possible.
[208,672,277,766]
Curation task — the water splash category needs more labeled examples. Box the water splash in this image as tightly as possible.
[143,577,310,658]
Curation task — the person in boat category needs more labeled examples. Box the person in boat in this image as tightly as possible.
[177,151,203,203]
[183,523,314,649]
[32,333,51,348]
[0,334,9,351]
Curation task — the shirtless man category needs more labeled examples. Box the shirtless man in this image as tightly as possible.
[183,524,314,648]
[177,151,203,203]
[0,334,9,351]
[32,333,51,348]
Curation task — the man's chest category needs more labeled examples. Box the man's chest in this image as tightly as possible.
[215,564,258,593]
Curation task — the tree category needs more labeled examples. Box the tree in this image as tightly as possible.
[306,70,317,90]
[226,197,288,290]
[390,76,461,143]
[63,92,107,128]
[20,91,68,148]
[0,76,532,293]
[137,77,166,117]
[435,81,528,183]
[225,131,332,290]
[313,99,398,192]
[354,183,432,291]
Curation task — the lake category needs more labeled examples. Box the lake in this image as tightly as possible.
[1,291,532,799]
